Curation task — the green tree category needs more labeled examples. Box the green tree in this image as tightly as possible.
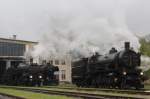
[140,39,150,57]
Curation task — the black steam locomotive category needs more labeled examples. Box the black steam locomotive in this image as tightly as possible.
[1,63,59,86]
[72,42,144,89]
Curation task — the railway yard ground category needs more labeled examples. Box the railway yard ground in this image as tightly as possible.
[0,85,149,99]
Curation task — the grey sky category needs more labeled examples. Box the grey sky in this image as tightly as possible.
[0,0,149,41]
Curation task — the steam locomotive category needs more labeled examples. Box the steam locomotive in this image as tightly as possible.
[72,42,144,89]
[1,62,59,86]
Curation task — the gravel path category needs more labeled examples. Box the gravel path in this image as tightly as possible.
[0,95,14,99]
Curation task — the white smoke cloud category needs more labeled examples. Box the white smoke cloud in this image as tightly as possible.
[31,0,140,59]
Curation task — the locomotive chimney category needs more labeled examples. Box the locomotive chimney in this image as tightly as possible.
[12,35,17,40]
[125,42,130,50]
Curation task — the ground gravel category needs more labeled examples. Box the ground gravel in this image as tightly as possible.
[0,95,15,99]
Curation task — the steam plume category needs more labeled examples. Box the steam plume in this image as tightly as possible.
[34,16,140,57]
[31,0,140,59]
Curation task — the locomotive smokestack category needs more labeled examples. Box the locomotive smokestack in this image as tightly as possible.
[125,42,130,50]
[12,35,17,40]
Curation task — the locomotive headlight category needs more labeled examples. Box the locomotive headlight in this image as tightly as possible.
[29,75,33,79]
[39,75,42,79]
[140,72,143,76]
[123,72,127,75]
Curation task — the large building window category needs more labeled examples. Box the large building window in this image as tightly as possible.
[0,42,25,56]
[61,60,66,65]
[61,70,66,80]
[54,71,59,80]
[55,60,59,65]
[49,60,53,65]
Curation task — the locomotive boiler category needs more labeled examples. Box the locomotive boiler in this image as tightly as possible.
[72,42,144,89]
[2,63,59,86]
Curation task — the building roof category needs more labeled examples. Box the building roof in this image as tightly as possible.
[0,37,38,44]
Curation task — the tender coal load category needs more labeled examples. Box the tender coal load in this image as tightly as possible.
[2,62,59,86]
[72,42,144,89]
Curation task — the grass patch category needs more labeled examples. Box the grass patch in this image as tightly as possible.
[58,83,77,88]
[0,88,73,99]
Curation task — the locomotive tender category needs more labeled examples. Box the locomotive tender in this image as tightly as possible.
[72,42,144,89]
[2,63,59,86]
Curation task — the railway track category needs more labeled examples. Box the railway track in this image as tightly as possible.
[43,86,150,95]
[0,86,149,99]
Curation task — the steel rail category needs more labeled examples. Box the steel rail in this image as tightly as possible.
[43,86,150,95]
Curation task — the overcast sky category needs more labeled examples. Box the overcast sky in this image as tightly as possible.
[0,0,149,41]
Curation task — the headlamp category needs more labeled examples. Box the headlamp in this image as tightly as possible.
[39,75,42,79]
[140,72,143,75]
[29,75,33,79]
[123,72,127,75]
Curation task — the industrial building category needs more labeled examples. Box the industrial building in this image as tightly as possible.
[0,35,38,78]
[0,35,72,83]
[50,55,72,83]
[37,54,72,83]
